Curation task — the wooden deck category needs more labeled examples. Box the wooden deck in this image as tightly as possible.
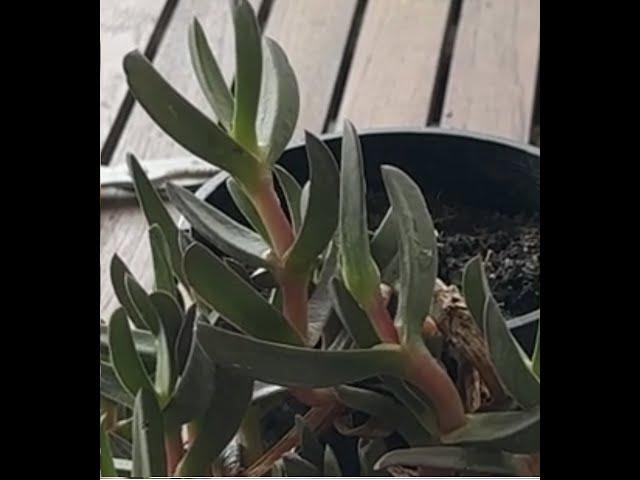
[100,0,540,318]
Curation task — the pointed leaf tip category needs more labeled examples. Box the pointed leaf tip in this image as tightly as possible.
[380,164,437,344]
[339,121,381,306]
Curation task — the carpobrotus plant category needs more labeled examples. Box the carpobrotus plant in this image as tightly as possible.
[100,0,540,476]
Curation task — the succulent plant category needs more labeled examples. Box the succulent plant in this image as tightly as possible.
[100,0,540,477]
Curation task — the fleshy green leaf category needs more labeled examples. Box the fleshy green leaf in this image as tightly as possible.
[188,18,234,130]
[177,367,253,476]
[335,386,430,446]
[484,295,540,408]
[226,177,270,242]
[284,132,339,274]
[230,0,262,153]
[167,183,271,269]
[370,207,398,273]
[359,438,390,477]
[164,341,215,427]
[124,275,162,335]
[108,308,154,397]
[100,414,118,477]
[163,306,216,427]
[462,256,489,331]
[339,121,381,305]
[150,292,184,388]
[124,277,174,401]
[183,243,301,345]
[149,292,183,354]
[331,278,438,436]
[257,37,300,164]
[110,255,146,329]
[374,446,520,476]
[101,361,134,408]
[381,165,437,345]
[101,325,157,362]
[127,154,185,283]
[123,51,260,185]
[197,323,406,388]
[532,320,540,378]
[149,225,177,298]
[175,305,196,373]
[131,388,166,478]
[324,445,342,476]
[274,164,302,233]
[442,406,540,454]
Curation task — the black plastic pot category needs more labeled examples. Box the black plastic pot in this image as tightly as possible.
[193,127,540,351]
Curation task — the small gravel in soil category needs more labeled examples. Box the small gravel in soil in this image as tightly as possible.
[368,193,540,318]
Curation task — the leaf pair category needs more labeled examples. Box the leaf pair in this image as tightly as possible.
[330,278,438,438]
[176,367,254,476]
[338,121,437,346]
[462,256,540,407]
[126,0,298,189]
[108,263,184,405]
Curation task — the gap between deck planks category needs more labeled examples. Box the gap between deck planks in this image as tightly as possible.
[440,0,540,142]
[334,0,451,129]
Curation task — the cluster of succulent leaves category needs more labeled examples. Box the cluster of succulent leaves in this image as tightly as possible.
[100,0,540,477]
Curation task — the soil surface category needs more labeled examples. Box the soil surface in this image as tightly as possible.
[368,193,540,318]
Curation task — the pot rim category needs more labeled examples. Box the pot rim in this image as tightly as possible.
[283,126,540,157]
[192,126,539,202]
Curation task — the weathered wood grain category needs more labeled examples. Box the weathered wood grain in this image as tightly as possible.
[441,0,540,142]
[264,0,359,139]
[335,0,451,129]
[100,0,168,148]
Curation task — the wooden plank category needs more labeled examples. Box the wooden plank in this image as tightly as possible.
[100,0,168,148]
[441,0,540,142]
[335,0,451,129]
[264,0,359,139]
[101,0,262,318]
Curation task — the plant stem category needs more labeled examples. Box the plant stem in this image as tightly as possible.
[403,342,467,434]
[248,175,309,340]
[281,273,309,341]
[165,428,184,475]
[249,176,294,259]
[364,289,400,344]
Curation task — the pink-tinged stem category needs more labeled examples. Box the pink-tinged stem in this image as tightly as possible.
[404,344,467,433]
[249,177,295,259]
[248,176,310,341]
[165,428,184,475]
[365,290,400,344]
[281,273,309,342]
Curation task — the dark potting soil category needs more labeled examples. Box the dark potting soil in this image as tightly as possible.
[368,192,540,318]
